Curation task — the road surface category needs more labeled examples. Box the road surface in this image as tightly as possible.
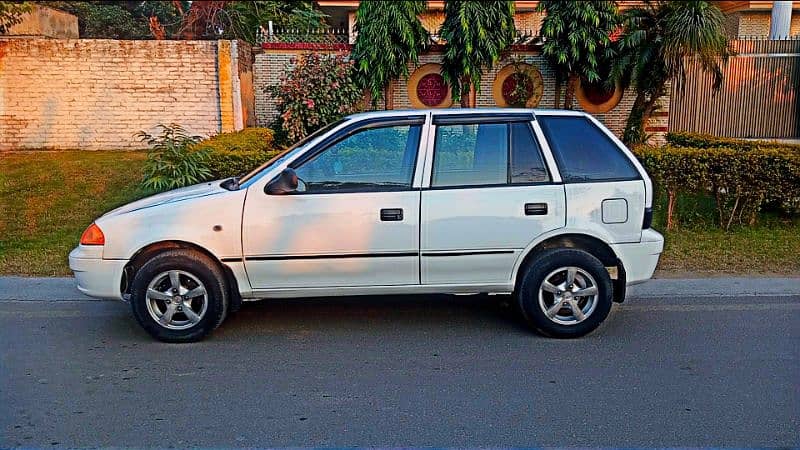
[1,278,798,447]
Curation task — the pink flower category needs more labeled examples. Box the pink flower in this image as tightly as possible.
[305,99,315,109]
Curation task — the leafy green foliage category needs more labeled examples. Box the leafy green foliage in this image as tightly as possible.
[634,144,800,230]
[537,0,618,108]
[192,128,282,179]
[439,0,516,104]
[351,0,429,106]
[0,1,31,34]
[138,124,211,192]
[614,1,730,144]
[268,53,363,142]
[42,1,184,39]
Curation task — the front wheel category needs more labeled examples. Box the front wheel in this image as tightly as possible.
[517,248,613,338]
[130,249,229,342]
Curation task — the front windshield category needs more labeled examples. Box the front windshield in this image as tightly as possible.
[238,118,350,187]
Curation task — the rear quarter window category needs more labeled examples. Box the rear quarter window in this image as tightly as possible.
[537,116,640,182]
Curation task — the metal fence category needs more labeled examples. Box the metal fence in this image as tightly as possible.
[669,37,800,138]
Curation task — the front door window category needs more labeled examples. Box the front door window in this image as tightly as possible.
[294,124,422,193]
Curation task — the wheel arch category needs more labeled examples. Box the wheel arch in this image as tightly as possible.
[512,232,627,302]
[122,240,242,312]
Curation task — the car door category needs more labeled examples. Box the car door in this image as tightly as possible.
[420,114,566,285]
[241,116,427,289]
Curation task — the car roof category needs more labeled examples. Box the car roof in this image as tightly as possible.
[345,108,587,120]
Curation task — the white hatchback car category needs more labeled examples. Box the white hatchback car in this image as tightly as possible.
[70,109,663,342]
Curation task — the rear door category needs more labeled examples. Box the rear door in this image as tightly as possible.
[420,114,566,285]
[536,114,646,243]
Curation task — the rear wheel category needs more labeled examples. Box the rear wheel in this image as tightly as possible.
[130,249,228,342]
[517,248,613,338]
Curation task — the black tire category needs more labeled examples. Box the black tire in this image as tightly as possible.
[516,248,613,338]
[130,249,229,343]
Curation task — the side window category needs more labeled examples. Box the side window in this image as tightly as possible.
[294,124,421,192]
[510,122,549,183]
[432,123,508,187]
[537,116,639,182]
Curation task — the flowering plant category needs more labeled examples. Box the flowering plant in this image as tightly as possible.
[268,53,364,142]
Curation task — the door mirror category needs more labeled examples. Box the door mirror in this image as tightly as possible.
[265,168,299,195]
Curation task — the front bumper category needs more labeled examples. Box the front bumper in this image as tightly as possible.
[69,246,127,300]
[611,228,665,285]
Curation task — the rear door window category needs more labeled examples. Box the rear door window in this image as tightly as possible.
[537,116,639,182]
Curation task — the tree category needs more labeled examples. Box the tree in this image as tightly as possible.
[537,1,619,109]
[170,1,325,44]
[43,1,185,39]
[0,1,32,34]
[614,0,730,145]
[439,0,515,107]
[351,0,429,108]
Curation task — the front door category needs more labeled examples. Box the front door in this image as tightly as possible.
[420,117,566,285]
[242,117,425,289]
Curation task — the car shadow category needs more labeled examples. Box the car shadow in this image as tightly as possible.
[209,293,536,340]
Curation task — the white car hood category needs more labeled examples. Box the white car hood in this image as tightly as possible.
[104,181,227,217]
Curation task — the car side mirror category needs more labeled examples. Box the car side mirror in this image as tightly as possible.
[265,168,298,195]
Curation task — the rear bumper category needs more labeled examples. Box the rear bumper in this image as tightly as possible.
[611,229,664,285]
[69,246,127,301]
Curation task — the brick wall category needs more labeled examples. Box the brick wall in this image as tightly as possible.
[0,39,250,150]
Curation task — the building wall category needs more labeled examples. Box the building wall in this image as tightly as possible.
[3,5,78,39]
[725,10,800,37]
[0,39,250,150]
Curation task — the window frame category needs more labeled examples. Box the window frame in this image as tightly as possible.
[424,117,553,190]
[279,115,427,195]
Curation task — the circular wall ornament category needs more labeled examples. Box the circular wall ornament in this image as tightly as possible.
[576,78,623,113]
[407,64,453,108]
[493,63,544,108]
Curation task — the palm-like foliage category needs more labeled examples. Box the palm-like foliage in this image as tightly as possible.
[614,0,730,145]
[439,0,515,106]
[351,0,430,107]
[537,1,619,109]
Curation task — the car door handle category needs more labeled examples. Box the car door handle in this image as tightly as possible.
[524,203,548,216]
[380,208,403,221]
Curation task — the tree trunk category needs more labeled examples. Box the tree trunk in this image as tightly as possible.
[553,78,562,109]
[623,91,648,146]
[666,190,677,230]
[384,83,395,110]
[564,74,578,109]
[641,80,668,138]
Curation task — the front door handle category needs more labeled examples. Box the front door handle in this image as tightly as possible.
[380,208,403,221]
[524,203,548,216]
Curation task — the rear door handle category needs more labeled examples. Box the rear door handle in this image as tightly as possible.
[524,203,548,216]
[380,208,403,221]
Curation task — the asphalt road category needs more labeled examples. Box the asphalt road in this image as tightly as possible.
[1,284,798,448]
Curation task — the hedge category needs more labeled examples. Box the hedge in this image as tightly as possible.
[191,128,283,179]
[634,145,800,230]
[666,132,800,153]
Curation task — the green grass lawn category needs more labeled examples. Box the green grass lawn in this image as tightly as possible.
[0,151,148,276]
[1,151,798,277]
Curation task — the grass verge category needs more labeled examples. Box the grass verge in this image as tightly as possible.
[1,151,798,277]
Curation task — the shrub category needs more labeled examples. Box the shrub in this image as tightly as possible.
[138,124,211,192]
[634,145,800,230]
[192,128,282,179]
[268,52,364,142]
[666,132,800,153]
